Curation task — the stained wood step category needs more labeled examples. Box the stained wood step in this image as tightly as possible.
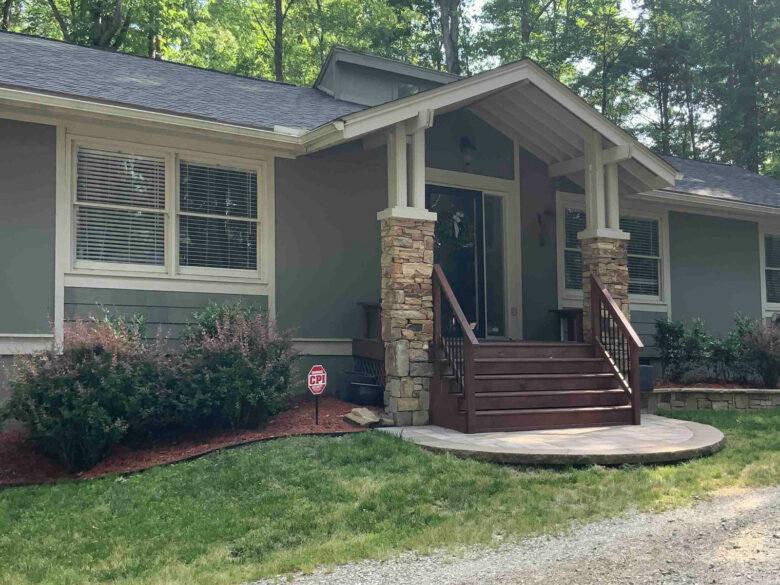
[472,404,634,433]
[476,342,594,359]
[475,372,620,392]
[468,389,629,410]
[474,357,611,375]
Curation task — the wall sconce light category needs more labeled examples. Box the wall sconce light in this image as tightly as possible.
[459,136,476,166]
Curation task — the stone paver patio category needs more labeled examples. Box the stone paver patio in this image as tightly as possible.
[378,415,725,464]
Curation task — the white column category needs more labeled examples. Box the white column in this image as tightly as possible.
[411,126,426,209]
[387,122,408,208]
[605,162,620,230]
[584,129,606,233]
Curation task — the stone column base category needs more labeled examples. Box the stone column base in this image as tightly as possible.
[380,216,435,426]
[581,236,630,342]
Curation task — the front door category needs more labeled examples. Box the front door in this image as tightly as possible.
[427,185,484,337]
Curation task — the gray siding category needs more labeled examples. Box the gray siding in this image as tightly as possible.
[519,150,560,340]
[275,146,385,339]
[669,211,761,335]
[0,118,56,334]
[632,310,667,358]
[427,109,515,180]
[64,288,267,340]
[331,61,441,106]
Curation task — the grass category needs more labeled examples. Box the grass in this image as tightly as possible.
[1,410,779,585]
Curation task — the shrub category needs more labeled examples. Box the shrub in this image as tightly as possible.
[654,318,713,382]
[741,319,780,388]
[6,317,152,471]
[183,304,299,429]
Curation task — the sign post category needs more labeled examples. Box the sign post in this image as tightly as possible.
[307,364,327,425]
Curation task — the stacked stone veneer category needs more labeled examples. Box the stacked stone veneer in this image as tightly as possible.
[380,217,435,426]
[644,389,780,413]
[581,237,630,342]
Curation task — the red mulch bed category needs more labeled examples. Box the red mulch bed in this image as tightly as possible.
[0,396,369,487]
[654,381,774,389]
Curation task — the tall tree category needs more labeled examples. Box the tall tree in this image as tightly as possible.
[2,0,15,29]
[45,0,132,49]
[438,0,460,73]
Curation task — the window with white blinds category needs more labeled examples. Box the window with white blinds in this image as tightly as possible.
[561,206,662,299]
[620,216,660,297]
[764,235,780,303]
[74,147,166,266]
[71,141,264,280]
[178,161,259,272]
[563,208,586,290]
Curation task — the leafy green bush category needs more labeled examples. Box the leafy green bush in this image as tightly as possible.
[740,319,780,388]
[183,303,299,428]
[6,317,151,471]
[654,318,713,382]
[5,304,298,471]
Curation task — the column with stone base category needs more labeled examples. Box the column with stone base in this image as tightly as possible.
[581,236,630,342]
[380,216,435,426]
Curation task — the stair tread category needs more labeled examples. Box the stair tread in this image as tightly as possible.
[475,404,633,416]
[474,357,604,363]
[475,389,626,397]
[477,341,591,347]
[475,372,617,380]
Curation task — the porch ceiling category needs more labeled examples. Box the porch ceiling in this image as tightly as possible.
[467,82,664,195]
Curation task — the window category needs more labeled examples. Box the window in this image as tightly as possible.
[179,161,259,272]
[560,202,663,301]
[71,141,264,281]
[74,148,166,267]
[764,235,780,304]
[563,208,586,290]
[620,216,660,297]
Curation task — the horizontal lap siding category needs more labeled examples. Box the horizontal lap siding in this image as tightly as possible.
[632,310,667,359]
[64,288,268,340]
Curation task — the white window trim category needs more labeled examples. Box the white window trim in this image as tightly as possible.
[555,191,671,313]
[758,223,780,318]
[63,134,273,289]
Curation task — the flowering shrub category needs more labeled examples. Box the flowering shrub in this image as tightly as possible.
[184,304,298,428]
[3,304,298,471]
[5,316,158,471]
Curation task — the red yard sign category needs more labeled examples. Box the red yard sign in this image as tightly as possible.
[307,364,327,395]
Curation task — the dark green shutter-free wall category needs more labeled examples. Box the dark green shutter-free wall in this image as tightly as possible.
[669,211,761,335]
[0,118,56,335]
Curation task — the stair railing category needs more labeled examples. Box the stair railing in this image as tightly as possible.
[589,274,644,425]
[433,264,478,430]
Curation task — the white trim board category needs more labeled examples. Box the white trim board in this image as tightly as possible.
[0,334,55,355]
[292,338,354,356]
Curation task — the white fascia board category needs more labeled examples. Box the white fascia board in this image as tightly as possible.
[637,189,780,217]
[0,86,305,156]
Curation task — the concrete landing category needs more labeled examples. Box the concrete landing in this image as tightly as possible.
[378,415,725,465]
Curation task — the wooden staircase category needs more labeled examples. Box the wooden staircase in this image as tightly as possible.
[431,266,643,433]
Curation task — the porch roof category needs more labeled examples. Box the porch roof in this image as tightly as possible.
[309,59,679,195]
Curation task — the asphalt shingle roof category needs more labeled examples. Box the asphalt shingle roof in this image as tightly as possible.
[0,32,366,131]
[663,155,780,209]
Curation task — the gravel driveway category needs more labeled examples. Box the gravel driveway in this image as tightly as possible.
[256,485,780,585]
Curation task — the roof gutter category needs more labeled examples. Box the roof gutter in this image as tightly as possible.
[0,85,306,155]
[635,188,780,217]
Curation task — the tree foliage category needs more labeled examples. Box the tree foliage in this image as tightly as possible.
[5,0,779,176]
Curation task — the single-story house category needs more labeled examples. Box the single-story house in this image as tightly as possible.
[1,32,779,432]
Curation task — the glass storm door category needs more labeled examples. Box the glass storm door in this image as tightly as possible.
[426,185,506,338]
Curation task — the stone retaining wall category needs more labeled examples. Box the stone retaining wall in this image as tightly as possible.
[643,388,780,414]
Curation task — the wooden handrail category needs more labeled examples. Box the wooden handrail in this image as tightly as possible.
[590,274,644,424]
[432,264,477,431]
[433,264,479,346]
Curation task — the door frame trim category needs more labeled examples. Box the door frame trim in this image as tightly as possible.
[425,165,522,339]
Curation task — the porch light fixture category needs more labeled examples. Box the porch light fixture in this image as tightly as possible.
[459,136,476,166]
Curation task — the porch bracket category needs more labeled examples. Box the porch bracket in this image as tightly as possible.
[548,143,631,178]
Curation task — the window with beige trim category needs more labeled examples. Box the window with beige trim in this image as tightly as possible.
[764,234,780,304]
[71,141,264,281]
[560,204,663,302]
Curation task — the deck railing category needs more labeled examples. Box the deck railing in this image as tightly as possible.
[433,264,478,429]
[589,274,644,424]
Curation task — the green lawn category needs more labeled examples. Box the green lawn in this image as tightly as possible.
[1,410,779,585]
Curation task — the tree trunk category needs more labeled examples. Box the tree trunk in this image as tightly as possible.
[274,0,284,82]
[734,0,760,171]
[438,0,460,75]
[1,0,12,30]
